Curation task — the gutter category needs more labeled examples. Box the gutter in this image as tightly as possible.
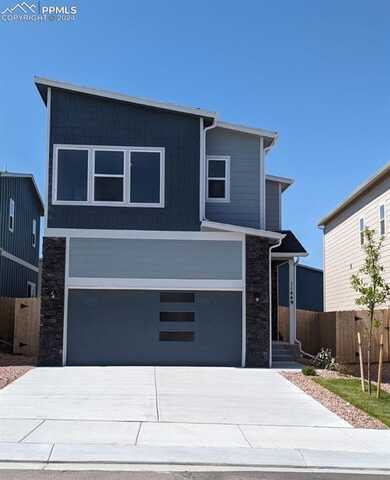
[268,237,283,368]
[200,118,217,221]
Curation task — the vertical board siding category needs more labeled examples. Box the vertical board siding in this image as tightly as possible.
[0,256,38,298]
[265,180,280,231]
[324,176,390,311]
[47,89,201,231]
[206,127,261,229]
[0,177,41,266]
[279,264,323,312]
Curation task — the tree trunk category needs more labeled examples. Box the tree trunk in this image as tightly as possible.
[368,310,374,395]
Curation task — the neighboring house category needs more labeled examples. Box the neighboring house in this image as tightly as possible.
[0,172,43,297]
[278,264,323,312]
[319,162,390,311]
[35,76,306,367]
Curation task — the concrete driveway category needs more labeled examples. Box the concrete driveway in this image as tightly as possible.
[0,366,352,448]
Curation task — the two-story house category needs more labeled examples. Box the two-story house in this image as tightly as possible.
[35,77,306,367]
[319,162,390,311]
[0,172,43,297]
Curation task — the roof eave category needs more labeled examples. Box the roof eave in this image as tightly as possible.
[201,220,285,241]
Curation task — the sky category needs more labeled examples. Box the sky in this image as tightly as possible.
[1,0,389,268]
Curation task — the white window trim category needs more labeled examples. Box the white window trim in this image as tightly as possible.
[32,219,37,248]
[206,155,230,203]
[27,281,36,297]
[52,144,165,208]
[379,204,385,236]
[359,217,365,246]
[9,198,15,233]
[91,147,126,205]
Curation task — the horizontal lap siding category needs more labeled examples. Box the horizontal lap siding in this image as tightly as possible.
[0,256,38,298]
[206,128,261,229]
[0,177,41,266]
[68,238,242,280]
[324,176,390,311]
[48,89,200,231]
[265,180,280,231]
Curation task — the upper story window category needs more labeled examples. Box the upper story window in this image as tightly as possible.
[53,145,165,208]
[8,198,15,233]
[206,155,230,203]
[359,217,365,245]
[380,204,385,236]
[32,219,37,248]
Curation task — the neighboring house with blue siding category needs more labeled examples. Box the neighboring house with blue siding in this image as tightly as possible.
[278,264,324,312]
[35,77,307,368]
[0,173,43,297]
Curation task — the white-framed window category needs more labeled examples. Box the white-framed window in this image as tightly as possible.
[380,204,385,236]
[52,145,165,208]
[9,198,15,233]
[206,155,230,203]
[32,219,37,248]
[359,217,365,246]
[27,281,36,298]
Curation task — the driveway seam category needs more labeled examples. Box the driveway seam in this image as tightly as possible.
[153,367,160,422]
[237,424,253,448]
[47,443,55,463]
[18,419,46,443]
[135,422,142,446]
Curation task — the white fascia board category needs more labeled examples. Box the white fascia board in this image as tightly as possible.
[271,252,308,258]
[34,76,217,119]
[318,161,390,226]
[201,220,285,241]
[266,174,294,192]
[216,121,278,140]
[0,172,44,213]
[45,228,243,241]
[0,249,39,272]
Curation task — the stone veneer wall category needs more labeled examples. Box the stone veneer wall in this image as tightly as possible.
[245,235,270,367]
[271,262,279,341]
[38,237,66,366]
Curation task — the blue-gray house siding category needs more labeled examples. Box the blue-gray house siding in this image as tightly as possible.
[48,88,202,231]
[279,264,323,312]
[205,127,261,229]
[0,176,41,297]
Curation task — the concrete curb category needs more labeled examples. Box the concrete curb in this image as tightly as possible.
[0,443,389,471]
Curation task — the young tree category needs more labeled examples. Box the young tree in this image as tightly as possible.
[351,227,390,394]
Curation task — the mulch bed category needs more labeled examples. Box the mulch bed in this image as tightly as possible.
[0,352,36,389]
[281,370,387,429]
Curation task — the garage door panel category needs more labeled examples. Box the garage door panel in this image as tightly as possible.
[67,290,242,367]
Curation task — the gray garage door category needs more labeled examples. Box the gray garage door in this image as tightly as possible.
[66,290,242,366]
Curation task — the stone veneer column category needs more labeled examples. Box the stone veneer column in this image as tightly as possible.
[271,262,279,341]
[38,237,66,366]
[245,235,270,367]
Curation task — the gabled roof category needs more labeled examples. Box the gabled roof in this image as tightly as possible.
[318,162,390,226]
[0,172,44,215]
[266,174,294,192]
[34,76,217,119]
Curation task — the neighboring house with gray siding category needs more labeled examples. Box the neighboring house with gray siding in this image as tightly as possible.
[35,76,306,368]
[0,172,43,297]
[319,162,390,311]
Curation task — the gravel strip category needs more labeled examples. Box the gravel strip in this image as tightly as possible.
[281,371,387,429]
[0,353,36,389]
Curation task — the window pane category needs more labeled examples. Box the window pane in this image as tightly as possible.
[130,152,161,203]
[380,205,385,219]
[208,160,226,178]
[160,312,195,322]
[159,331,194,342]
[381,220,385,235]
[57,149,88,201]
[208,179,225,198]
[95,151,124,175]
[160,292,195,303]
[94,177,123,202]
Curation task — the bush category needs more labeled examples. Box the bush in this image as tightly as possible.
[314,348,338,370]
[302,366,317,376]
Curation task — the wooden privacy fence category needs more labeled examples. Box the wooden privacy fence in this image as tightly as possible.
[0,297,40,357]
[278,306,390,364]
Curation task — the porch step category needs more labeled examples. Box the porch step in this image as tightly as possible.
[272,342,300,362]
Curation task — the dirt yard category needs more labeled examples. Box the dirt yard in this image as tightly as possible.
[0,352,36,389]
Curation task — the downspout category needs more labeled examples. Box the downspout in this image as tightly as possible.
[201,118,217,221]
[293,256,315,360]
[269,237,283,368]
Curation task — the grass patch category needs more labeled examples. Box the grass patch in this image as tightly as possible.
[314,377,390,427]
